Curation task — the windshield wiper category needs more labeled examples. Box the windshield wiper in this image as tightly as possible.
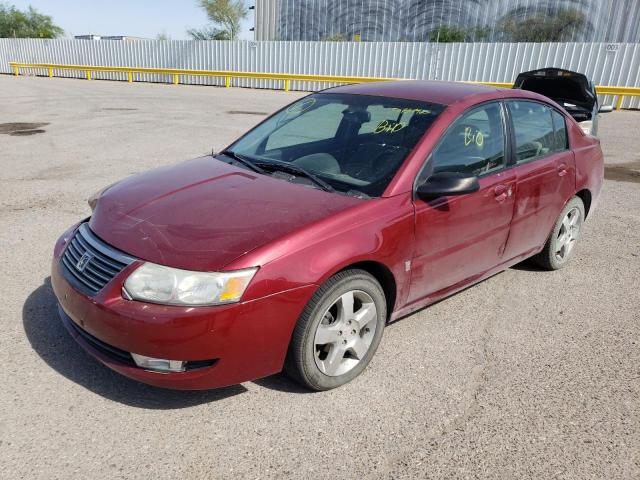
[255,159,335,193]
[345,189,370,199]
[216,150,266,174]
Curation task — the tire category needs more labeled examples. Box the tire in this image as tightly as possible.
[532,196,585,270]
[285,269,387,391]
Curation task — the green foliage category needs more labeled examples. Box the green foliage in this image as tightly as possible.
[187,26,230,40]
[0,2,64,38]
[322,33,347,42]
[428,25,491,43]
[468,26,491,42]
[189,0,247,41]
[156,32,171,41]
[498,8,587,42]
[429,25,468,43]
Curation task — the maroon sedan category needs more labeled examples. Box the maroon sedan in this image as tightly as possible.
[52,81,603,391]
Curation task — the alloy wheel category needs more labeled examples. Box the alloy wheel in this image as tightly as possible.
[555,207,582,262]
[313,290,377,377]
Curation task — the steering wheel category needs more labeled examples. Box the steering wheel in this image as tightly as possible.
[349,144,406,181]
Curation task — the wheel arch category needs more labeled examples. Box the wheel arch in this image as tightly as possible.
[575,188,592,218]
[335,261,397,321]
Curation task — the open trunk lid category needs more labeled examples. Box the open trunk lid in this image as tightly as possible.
[513,68,596,122]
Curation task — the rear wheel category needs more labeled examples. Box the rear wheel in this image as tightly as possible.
[532,197,585,270]
[285,269,386,391]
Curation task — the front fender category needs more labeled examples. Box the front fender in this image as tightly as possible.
[229,194,416,313]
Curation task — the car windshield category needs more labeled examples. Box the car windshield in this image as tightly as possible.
[228,93,444,197]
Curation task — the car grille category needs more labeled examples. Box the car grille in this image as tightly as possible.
[60,223,136,296]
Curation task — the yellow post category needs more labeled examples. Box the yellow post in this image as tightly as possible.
[48,67,53,78]
[284,79,290,92]
[86,70,91,80]
[615,95,624,110]
[173,74,179,85]
[127,71,133,83]
[225,76,231,88]
[14,65,19,76]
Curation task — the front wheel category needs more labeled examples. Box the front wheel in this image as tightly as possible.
[285,269,387,391]
[532,196,585,270]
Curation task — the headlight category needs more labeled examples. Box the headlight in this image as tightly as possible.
[578,120,593,135]
[123,263,258,306]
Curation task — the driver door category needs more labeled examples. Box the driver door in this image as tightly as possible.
[408,101,516,304]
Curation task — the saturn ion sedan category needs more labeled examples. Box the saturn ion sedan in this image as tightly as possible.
[52,80,603,391]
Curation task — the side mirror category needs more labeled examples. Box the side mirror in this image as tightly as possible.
[598,105,613,113]
[416,172,480,201]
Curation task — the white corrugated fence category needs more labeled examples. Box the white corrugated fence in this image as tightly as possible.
[1,39,639,108]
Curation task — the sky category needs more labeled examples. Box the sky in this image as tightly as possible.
[8,0,255,40]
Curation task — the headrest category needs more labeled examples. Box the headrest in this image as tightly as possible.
[342,108,371,124]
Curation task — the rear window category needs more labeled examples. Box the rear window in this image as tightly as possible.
[508,100,555,163]
[508,100,570,161]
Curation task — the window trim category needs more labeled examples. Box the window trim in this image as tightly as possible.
[550,108,570,153]
[413,100,509,197]
[504,99,571,167]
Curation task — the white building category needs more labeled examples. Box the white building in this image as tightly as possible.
[253,0,640,42]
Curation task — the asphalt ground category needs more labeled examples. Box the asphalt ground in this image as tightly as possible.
[1,75,639,480]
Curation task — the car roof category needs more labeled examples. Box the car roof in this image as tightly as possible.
[324,80,504,106]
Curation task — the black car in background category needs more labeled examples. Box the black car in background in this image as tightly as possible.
[514,68,612,136]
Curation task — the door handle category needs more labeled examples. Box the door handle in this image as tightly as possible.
[557,163,568,177]
[493,184,511,202]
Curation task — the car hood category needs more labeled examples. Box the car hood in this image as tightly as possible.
[514,68,596,116]
[89,156,362,271]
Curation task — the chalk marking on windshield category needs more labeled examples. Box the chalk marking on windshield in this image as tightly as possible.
[389,107,432,115]
[374,120,407,134]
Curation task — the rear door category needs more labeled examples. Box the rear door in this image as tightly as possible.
[502,100,575,260]
[408,101,516,303]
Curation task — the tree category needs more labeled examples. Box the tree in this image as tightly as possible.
[429,26,467,43]
[468,26,490,42]
[188,0,247,41]
[156,31,171,41]
[428,25,491,43]
[0,3,63,38]
[187,25,230,40]
[322,33,347,42]
[498,8,587,42]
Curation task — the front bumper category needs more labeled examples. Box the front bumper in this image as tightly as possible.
[51,232,315,390]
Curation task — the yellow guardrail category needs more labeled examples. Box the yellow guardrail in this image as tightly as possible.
[9,62,640,110]
[595,85,640,110]
[8,61,401,92]
[467,81,512,88]
[467,81,640,110]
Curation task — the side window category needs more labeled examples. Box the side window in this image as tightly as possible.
[551,109,568,152]
[508,101,555,163]
[266,102,344,150]
[429,102,506,177]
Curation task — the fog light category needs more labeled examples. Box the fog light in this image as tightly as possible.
[131,353,186,373]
